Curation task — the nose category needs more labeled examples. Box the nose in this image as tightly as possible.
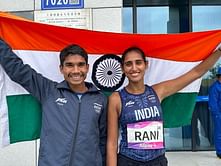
[131,62,137,71]
[72,65,80,73]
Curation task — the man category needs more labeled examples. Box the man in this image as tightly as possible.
[0,38,107,166]
[208,67,221,159]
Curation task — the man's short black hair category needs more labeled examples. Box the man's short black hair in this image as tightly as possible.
[59,44,88,66]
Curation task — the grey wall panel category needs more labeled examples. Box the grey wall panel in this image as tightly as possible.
[85,0,122,8]
[92,7,122,32]
[0,0,34,11]
[0,141,36,166]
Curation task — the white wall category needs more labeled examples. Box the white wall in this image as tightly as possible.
[34,0,122,9]
[0,0,34,11]
[0,0,122,166]
[85,0,122,8]
[0,141,37,166]
[92,7,122,32]
[34,0,123,32]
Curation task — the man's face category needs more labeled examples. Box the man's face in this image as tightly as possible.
[60,54,89,87]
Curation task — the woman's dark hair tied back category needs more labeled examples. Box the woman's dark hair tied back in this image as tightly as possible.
[121,46,146,64]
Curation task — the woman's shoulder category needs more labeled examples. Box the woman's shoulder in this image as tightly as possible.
[109,91,120,99]
[109,91,122,106]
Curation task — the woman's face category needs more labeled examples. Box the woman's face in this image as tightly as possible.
[122,50,147,83]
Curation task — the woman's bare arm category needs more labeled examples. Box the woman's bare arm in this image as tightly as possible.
[106,92,121,166]
[153,48,221,102]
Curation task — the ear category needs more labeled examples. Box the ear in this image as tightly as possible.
[121,64,125,73]
[86,64,89,72]
[59,65,63,74]
[145,61,148,69]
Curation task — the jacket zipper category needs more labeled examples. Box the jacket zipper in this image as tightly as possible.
[68,96,82,166]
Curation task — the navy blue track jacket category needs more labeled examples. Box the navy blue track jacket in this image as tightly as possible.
[0,39,107,166]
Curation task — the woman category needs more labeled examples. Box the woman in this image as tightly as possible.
[107,46,221,166]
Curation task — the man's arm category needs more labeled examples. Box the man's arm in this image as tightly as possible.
[0,38,54,102]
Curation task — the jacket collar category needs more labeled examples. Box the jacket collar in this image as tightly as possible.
[56,80,99,93]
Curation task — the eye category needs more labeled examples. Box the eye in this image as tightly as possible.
[135,60,144,65]
[77,62,86,67]
[124,61,132,67]
[63,62,86,68]
[64,63,74,68]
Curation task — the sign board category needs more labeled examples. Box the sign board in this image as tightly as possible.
[41,0,83,10]
[34,9,91,29]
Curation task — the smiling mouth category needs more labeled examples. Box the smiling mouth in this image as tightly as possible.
[72,76,81,80]
[68,73,85,80]
[130,73,140,76]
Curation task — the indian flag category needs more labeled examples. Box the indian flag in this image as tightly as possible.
[1,12,221,147]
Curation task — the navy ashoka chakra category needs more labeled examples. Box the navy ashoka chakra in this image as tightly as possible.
[92,54,125,91]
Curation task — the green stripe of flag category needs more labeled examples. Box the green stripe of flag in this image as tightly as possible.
[6,94,42,143]
[6,92,197,143]
[162,92,198,128]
